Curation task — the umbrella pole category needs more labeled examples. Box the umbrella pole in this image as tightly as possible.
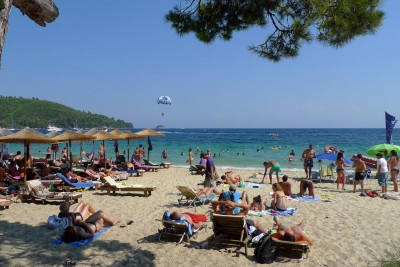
[24,142,28,185]
[127,139,130,162]
[80,142,83,162]
[92,140,95,165]
[69,140,72,166]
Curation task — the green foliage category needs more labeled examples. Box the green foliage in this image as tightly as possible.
[0,96,133,129]
[0,0,4,10]
[166,0,384,62]
[377,242,400,267]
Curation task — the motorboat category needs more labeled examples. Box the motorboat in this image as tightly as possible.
[47,125,62,132]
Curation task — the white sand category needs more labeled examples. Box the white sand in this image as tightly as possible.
[0,167,399,267]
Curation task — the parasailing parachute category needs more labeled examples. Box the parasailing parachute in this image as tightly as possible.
[157,96,172,105]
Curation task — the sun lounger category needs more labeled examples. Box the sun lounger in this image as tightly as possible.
[207,214,251,256]
[25,180,82,204]
[157,210,206,244]
[98,176,156,197]
[55,173,94,189]
[132,159,160,172]
[0,199,11,209]
[176,185,216,211]
[272,237,310,260]
[189,165,205,175]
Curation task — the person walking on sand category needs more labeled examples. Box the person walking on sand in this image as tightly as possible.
[377,153,389,193]
[335,152,351,190]
[352,154,366,193]
[262,161,281,184]
[301,145,316,179]
[388,150,399,192]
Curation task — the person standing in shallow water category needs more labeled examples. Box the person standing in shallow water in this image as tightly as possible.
[188,148,194,166]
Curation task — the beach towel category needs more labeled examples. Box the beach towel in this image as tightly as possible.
[162,211,193,236]
[291,194,320,202]
[182,212,208,223]
[265,208,297,217]
[246,183,265,189]
[53,226,111,247]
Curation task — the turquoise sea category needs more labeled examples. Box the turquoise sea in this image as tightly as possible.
[4,128,398,171]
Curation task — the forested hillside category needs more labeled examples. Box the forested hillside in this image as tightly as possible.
[0,96,133,129]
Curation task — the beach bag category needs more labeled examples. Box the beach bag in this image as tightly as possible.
[254,234,279,264]
[47,215,70,230]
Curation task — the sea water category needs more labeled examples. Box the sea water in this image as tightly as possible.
[3,128,397,171]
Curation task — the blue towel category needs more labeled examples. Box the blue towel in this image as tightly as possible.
[162,210,193,236]
[292,194,319,202]
[266,208,296,217]
[199,193,216,203]
[246,183,265,189]
[53,226,111,247]
[56,173,94,188]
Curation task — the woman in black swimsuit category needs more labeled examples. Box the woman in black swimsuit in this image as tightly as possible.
[62,206,120,242]
[389,150,399,192]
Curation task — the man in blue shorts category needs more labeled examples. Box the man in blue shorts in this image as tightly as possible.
[377,153,389,193]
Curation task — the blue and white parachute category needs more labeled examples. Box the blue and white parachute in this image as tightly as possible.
[157,96,172,105]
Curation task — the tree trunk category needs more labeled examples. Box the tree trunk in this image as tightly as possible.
[0,0,12,66]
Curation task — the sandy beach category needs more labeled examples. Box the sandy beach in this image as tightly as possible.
[0,167,398,267]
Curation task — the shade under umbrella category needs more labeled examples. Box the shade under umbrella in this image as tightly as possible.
[92,131,118,164]
[314,153,353,165]
[53,130,96,164]
[135,128,165,161]
[0,128,53,184]
[121,131,145,161]
[367,144,400,156]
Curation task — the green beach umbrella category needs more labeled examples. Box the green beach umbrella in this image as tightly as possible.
[367,144,400,156]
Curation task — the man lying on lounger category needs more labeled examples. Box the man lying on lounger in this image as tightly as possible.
[169,211,208,229]
[272,217,313,245]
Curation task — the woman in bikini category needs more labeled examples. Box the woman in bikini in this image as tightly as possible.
[62,209,120,242]
[335,152,350,190]
[250,195,268,212]
[271,183,288,211]
[58,201,95,223]
[388,150,399,192]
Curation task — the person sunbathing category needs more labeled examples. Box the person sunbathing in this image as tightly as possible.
[250,195,268,212]
[221,171,242,185]
[62,210,120,242]
[271,183,288,211]
[272,217,313,246]
[58,201,95,224]
[278,175,293,196]
[169,211,208,229]
[62,168,90,183]
[212,185,250,215]
[195,186,221,197]
[299,180,315,198]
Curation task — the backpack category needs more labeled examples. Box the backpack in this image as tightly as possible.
[254,234,280,264]
[47,215,70,230]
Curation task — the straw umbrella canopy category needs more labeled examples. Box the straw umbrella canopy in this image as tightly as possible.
[52,130,96,163]
[0,128,14,136]
[0,128,53,184]
[121,131,145,161]
[92,131,118,165]
[135,128,166,161]
[46,131,62,138]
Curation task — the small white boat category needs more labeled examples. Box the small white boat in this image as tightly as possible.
[47,125,63,132]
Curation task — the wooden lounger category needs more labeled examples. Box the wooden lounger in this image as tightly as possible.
[98,176,156,197]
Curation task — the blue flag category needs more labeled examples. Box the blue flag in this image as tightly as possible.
[148,136,153,151]
[385,112,397,144]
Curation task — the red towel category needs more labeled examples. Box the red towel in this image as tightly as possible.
[183,213,208,223]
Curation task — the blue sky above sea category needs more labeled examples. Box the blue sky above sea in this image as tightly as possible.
[0,1,399,129]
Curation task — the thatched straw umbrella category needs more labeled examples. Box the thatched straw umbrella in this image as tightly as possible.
[135,128,165,161]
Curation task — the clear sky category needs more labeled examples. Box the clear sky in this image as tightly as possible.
[0,0,399,128]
